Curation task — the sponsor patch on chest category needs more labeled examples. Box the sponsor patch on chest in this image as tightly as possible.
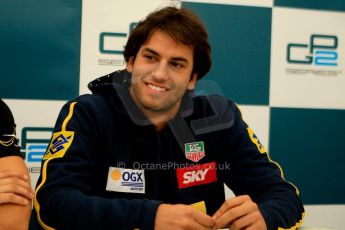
[106,167,145,194]
[184,141,205,162]
[176,162,217,189]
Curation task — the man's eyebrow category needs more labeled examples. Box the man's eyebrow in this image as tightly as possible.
[143,47,189,63]
[171,57,188,63]
[143,48,160,56]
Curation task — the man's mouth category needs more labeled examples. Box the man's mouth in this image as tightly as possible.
[146,83,168,92]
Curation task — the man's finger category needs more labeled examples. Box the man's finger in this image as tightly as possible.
[191,208,215,228]
[0,176,31,189]
[213,195,250,219]
[214,196,257,229]
[0,184,34,200]
[215,203,248,228]
[0,170,28,180]
[227,211,253,230]
[0,193,30,206]
[188,217,215,230]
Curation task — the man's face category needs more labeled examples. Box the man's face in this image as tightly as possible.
[127,30,197,119]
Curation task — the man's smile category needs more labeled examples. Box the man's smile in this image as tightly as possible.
[145,82,169,93]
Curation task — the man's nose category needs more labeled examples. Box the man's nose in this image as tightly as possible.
[151,62,169,81]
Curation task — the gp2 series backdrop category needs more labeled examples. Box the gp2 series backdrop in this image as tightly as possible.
[1,0,344,228]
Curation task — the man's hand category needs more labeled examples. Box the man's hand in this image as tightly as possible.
[213,195,267,230]
[0,170,34,205]
[155,203,216,230]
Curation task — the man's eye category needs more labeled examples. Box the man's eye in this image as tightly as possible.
[144,55,155,60]
[172,62,185,69]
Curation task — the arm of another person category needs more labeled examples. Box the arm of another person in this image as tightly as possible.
[0,156,33,230]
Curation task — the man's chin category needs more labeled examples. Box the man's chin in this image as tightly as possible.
[142,104,164,112]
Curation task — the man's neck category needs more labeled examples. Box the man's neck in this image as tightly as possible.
[140,105,180,132]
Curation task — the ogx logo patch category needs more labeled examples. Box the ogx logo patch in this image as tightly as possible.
[176,162,217,189]
[106,167,145,194]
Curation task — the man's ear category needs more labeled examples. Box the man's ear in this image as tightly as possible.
[187,73,198,90]
[126,57,134,73]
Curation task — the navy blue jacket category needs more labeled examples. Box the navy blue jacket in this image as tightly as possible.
[33,70,304,230]
[0,98,22,158]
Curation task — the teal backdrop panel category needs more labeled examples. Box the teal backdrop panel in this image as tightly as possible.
[274,0,345,12]
[182,2,271,105]
[0,1,82,100]
[269,107,345,204]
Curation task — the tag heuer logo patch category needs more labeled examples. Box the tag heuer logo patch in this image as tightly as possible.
[185,141,205,162]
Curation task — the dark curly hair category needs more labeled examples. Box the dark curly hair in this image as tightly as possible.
[124,6,211,79]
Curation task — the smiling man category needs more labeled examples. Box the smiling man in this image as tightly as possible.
[127,30,197,130]
[33,6,304,230]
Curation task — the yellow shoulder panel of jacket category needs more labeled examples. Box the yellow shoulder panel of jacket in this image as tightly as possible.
[43,102,76,160]
[247,127,267,154]
[278,212,305,230]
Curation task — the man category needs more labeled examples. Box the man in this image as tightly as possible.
[0,99,33,230]
[33,6,304,230]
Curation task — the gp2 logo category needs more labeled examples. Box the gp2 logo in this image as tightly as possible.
[287,34,338,66]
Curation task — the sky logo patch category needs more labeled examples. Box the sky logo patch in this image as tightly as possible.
[176,162,217,189]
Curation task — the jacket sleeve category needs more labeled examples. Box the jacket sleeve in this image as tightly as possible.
[219,102,305,230]
[33,99,161,230]
[0,99,22,158]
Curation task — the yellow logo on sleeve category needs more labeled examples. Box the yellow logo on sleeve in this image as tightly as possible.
[43,131,74,160]
[247,127,267,154]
